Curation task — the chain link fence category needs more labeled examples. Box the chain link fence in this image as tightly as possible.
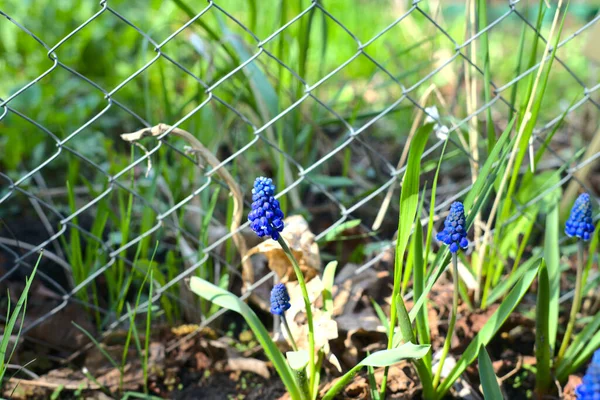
[1,0,599,380]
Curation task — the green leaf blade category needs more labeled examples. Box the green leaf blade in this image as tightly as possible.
[189,277,302,400]
[478,346,504,400]
[436,262,539,398]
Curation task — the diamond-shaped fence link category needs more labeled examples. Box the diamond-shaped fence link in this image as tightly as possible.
[1,0,599,378]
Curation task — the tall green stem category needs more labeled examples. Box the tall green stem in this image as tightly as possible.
[556,240,585,363]
[282,314,299,352]
[277,237,316,397]
[433,252,459,389]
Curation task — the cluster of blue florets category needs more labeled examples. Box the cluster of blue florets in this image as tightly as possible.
[576,349,600,399]
[270,283,291,316]
[566,193,595,241]
[248,177,285,240]
[436,201,469,253]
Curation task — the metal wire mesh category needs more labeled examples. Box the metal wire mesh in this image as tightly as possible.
[1,0,599,378]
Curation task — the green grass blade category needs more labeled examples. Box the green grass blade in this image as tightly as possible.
[402,190,427,296]
[436,261,540,398]
[413,217,431,369]
[0,253,41,384]
[507,22,527,119]
[556,303,600,378]
[582,221,599,286]
[424,139,449,268]
[382,122,433,397]
[142,269,154,394]
[477,0,496,154]
[190,277,302,400]
[544,205,560,351]
[366,363,380,400]
[72,321,119,370]
[388,122,434,342]
[502,1,568,226]
[370,298,390,336]
[413,165,502,322]
[532,95,579,171]
[464,117,516,210]
[535,260,551,397]
[478,345,504,400]
[169,0,240,65]
[558,330,600,381]
[396,295,434,398]
[487,252,542,304]
[321,261,338,314]
[121,242,158,390]
[319,220,362,243]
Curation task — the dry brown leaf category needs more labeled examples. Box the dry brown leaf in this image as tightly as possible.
[292,309,339,351]
[227,357,271,380]
[564,374,583,400]
[97,363,142,391]
[244,215,320,282]
[278,277,339,356]
[287,276,324,314]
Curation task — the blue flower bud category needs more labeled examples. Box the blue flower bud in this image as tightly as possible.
[270,283,291,316]
[566,193,595,241]
[576,349,600,399]
[248,177,285,240]
[436,202,469,254]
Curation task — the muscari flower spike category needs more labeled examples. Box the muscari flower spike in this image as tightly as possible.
[248,177,285,240]
[270,283,291,316]
[436,201,469,254]
[576,349,600,399]
[566,193,595,241]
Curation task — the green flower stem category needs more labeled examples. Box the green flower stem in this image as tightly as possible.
[433,252,459,389]
[282,313,299,352]
[557,240,585,363]
[277,236,316,397]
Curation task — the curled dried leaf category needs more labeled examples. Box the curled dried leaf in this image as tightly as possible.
[291,308,339,352]
[244,215,320,282]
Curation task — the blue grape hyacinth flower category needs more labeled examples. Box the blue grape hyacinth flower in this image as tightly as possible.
[566,193,595,241]
[270,283,291,316]
[436,201,469,253]
[248,177,285,240]
[576,349,600,399]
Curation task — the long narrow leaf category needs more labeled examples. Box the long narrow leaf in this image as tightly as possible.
[478,346,504,400]
[0,254,41,383]
[371,298,390,335]
[544,205,560,351]
[321,261,338,314]
[189,277,302,400]
[502,2,568,225]
[388,123,434,343]
[477,0,496,154]
[413,217,431,369]
[556,309,600,379]
[535,260,551,396]
[395,296,434,398]
[559,330,600,381]
[436,262,540,398]
[413,120,516,322]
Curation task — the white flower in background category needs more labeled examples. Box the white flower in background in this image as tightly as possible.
[424,106,449,140]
